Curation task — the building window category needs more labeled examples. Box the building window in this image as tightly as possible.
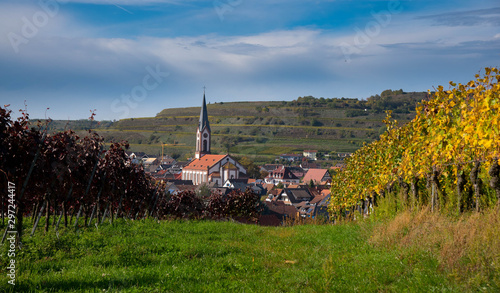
[203,140,208,152]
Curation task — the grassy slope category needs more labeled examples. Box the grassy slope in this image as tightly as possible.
[0,218,469,293]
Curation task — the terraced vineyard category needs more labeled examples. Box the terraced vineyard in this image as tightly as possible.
[45,92,426,162]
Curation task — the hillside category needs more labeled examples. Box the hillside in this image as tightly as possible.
[41,90,427,163]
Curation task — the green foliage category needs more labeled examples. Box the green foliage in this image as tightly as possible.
[234,156,262,178]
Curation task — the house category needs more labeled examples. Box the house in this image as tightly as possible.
[279,153,303,162]
[300,159,320,170]
[263,201,299,221]
[260,164,283,173]
[303,150,318,161]
[159,156,176,165]
[165,180,195,194]
[126,152,143,165]
[181,92,247,185]
[313,193,331,220]
[288,166,306,178]
[249,183,266,196]
[156,164,174,171]
[150,170,177,181]
[330,163,345,171]
[264,166,300,186]
[296,201,316,218]
[302,169,332,185]
[337,153,352,159]
[143,157,158,167]
[279,188,314,205]
[223,178,249,191]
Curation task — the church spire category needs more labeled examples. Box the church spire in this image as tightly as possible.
[195,90,211,159]
[199,91,211,133]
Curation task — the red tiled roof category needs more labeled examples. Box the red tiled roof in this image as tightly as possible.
[264,183,275,191]
[311,193,328,205]
[303,169,331,184]
[183,155,227,171]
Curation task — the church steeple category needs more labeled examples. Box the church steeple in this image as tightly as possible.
[199,91,211,133]
[195,90,211,159]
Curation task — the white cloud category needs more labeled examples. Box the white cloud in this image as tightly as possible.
[1,1,499,120]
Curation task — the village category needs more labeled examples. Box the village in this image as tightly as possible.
[125,93,351,225]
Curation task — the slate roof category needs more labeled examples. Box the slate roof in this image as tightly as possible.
[282,188,314,204]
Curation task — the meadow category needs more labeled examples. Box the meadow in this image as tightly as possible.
[2,207,498,292]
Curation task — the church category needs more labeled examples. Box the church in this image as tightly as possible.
[181,93,247,185]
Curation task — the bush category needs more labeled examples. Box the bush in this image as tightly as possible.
[158,189,262,222]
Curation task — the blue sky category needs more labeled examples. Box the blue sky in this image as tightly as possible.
[0,0,499,120]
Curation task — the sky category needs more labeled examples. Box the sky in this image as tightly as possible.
[0,0,499,121]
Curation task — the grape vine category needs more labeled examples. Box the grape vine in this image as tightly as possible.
[0,107,261,244]
[330,67,500,219]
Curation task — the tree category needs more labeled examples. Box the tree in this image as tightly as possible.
[220,136,237,154]
[235,156,261,179]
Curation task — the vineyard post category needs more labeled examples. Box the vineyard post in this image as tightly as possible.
[431,179,435,213]
[1,187,3,226]
[30,201,47,236]
[146,184,160,219]
[59,184,73,228]
[470,161,481,212]
[44,181,56,233]
[74,155,99,228]
[88,174,106,227]
[114,189,126,221]
[488,158,500,205]
[410,177,418,211]
[15,131,47,243]
[0,131,47,244]
[44,197,50,233]
[101,202,110,224]
[74,205,83,228]
[30,202,38,224]
[456,166,466,214]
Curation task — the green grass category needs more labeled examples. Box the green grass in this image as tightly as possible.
[0,219,468,292]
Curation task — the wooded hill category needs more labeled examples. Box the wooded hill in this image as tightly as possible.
[42,90,428,163]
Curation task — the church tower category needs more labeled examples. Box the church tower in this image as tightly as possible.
[195,92,211,159]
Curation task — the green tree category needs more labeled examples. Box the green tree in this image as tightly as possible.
[235,156,261,179]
